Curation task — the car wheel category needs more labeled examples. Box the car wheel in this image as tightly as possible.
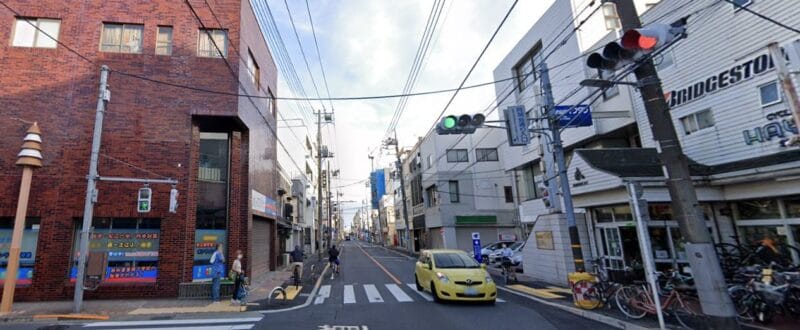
[431,282,442,302]
[415,275,423,291]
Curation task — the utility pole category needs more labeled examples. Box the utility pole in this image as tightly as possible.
[540,63,585,272]
[316,110,323,255]
[769,42,800,147]
[74,65,110,313]
[326,160,333,248]
[392,131,412,252]
[613,0,738,327]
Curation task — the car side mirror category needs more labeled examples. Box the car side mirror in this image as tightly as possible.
[481,264,487,270]
[426,263,432,270]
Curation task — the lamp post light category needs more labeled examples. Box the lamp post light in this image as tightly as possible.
[0,123,43,313]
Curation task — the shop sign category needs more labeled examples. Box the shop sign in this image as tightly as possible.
[666,52,779,108]
[252,190,279,217]
[742,109,798,145]
[70,227,160,283]
[572,168,588,187]
[193,229,226,280]
[535,231,554,250]
[0,220,39,286]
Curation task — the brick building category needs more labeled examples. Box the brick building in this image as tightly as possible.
[0,0,281,300]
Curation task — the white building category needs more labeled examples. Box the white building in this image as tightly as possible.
[494,0,800,286]
[414,127,519,251]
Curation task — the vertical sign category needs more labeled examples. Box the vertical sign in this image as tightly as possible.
[471,232,482,263]
[504,106,530,146]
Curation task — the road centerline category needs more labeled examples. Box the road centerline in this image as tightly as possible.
[355,243,402,285]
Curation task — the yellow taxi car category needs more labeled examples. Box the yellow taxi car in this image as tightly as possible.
[414,249,497,303]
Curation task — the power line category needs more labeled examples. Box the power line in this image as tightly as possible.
[282,0,326,109]
[722,0,800,34]
[304,0,335,111]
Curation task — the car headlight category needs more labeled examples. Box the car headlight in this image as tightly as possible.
[436,272,449,283]
[485,275,493,283]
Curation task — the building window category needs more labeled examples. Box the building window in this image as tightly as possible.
[759,81,781,107]
[198,29,227,58]
[602,3,620,30]
[425,185,438,207]
[155,26,173,55]
[736,199,780,220]
[247,50,260,89]
[599,70,619,100]
[100,23,143,53]
[427,155,433,168]
[513,41,542,92]
[680,109,715,135]
[655,51,674,71]
[731,0,753,10]
[70,217,160,284]
[446,149,468,163]
[12,18,59,48]
[786,198,800,218]
[515,163,540,201]
[194,132,230,280]
[476,148,499,162]
[0,217,40,286]
[448,181,460,203]
[504,186,514,203]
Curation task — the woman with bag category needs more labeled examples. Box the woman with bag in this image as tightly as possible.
[231,250,244,304]
[210,244,225,303]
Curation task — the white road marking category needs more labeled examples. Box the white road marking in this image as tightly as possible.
[83,317,262,327]
[117,326,254,330]
[385,283,413,302]
[363,284,384,303]
[344,284,356,304]
[315,284,331,304]
[405,283,434,301]
[498,297,506,302]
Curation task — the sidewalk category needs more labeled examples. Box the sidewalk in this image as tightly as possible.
[0,264,304,323]
[488,267,792,330]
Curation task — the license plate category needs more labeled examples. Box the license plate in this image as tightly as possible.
[464,288,478,296]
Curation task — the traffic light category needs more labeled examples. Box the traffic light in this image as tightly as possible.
[587,22,685,71]
[169,188,179,213]
[138,187,151,213]
[436,114,486,135]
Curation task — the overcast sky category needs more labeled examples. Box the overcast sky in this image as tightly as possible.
[266,0,556,227]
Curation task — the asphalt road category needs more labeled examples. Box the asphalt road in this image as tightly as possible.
[13,241,613,330]
[258,240,611,330]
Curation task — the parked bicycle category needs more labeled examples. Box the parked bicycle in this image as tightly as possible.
[716,236,800,279]
[727,263,800,324]
[500,256,518,285]
[615,272,702,329]
[572,257,626,310]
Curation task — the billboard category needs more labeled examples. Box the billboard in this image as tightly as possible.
[370,170,386,209]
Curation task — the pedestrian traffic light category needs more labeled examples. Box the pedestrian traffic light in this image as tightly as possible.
[138,187,151,213]
[436,114,486,135]
[169,187,179,213]
[586,21,685,71]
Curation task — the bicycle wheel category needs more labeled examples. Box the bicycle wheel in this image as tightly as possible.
[573,280,602,310]
[715,243,746,277]
[615,285,647,319]
[728,285,755,322]
[673,294,704,329]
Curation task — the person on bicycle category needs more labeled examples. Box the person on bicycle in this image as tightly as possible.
[500,244,514,274]
[290,245,304,279]
[328,244,340,273]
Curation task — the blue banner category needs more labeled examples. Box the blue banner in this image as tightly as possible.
[370,170,386,209]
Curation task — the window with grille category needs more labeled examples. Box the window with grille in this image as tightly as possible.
[198,29,227,58]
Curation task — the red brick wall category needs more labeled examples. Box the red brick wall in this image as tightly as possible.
[0,0,278,300]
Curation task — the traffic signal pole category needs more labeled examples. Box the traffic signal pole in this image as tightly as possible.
[393,131,412,253]
[612,0,738,327]
[540,63,585,272]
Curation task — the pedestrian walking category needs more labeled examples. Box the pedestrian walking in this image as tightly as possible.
[231,249,244,304]
[328,245,340,274]
[290,245,304,279]
[210,243,225,303]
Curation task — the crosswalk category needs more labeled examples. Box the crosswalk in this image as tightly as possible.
[83,316,263,329]
[313,283,506,305]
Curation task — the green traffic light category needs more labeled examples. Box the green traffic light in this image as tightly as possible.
[442,116,457,129]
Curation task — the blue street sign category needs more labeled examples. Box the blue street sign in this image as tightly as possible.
[504,106,530,146]
[554,105,592,128]
[471,232,482,263]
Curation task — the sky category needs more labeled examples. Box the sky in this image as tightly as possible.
[263,0,557,227]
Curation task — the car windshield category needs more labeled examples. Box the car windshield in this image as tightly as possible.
[508,242,523,250]
[433,253,480,269]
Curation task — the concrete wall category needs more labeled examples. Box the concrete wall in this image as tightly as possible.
[522,213,592,286]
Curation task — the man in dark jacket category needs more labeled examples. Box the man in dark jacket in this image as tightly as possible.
[290,245,304,279]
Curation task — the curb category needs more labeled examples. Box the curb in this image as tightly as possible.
[496,286,656,330]
[258,262,330,314]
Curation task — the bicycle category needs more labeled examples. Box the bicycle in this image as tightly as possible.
[572,257,625,310]
[716,237,800,278]
[308,263,317,283]
[500,257,517,285]
[292,264,301,288]
[615,273,702,329]
[728,264,800,324]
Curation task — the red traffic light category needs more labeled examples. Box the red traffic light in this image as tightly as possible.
[621,23,681,52]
